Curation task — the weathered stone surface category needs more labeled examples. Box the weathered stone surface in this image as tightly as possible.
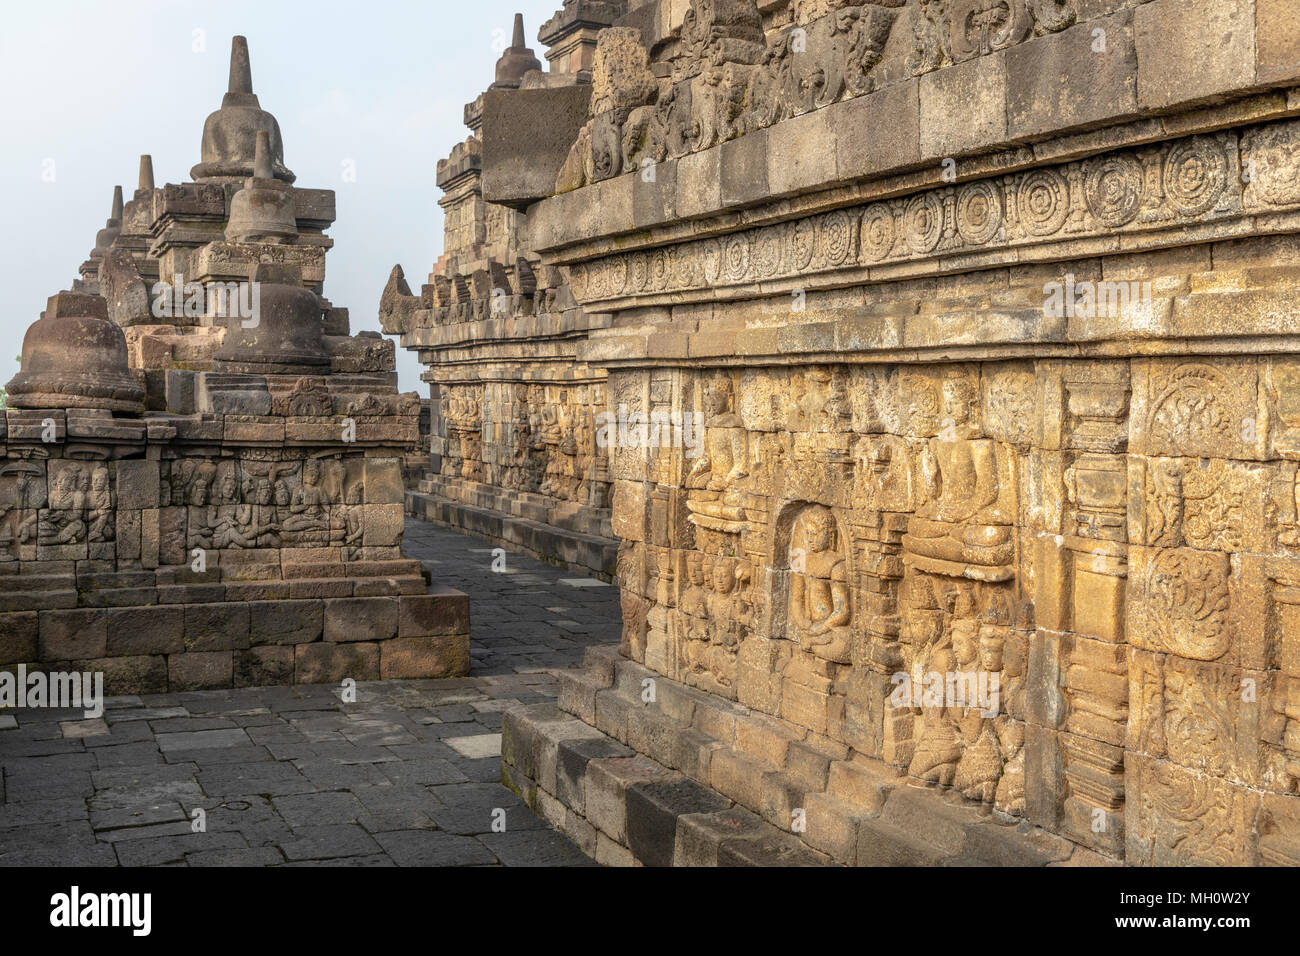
[397,590,469,637]
[295,641,380,684]
[39,609,108,660]
[324,598,398,643]
[1135,0,1256,111]
[106,606,185,656]
[379,635,470,679]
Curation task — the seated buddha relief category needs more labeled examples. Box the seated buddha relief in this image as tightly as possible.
[787,504,851,665]
[903,373,1016,581]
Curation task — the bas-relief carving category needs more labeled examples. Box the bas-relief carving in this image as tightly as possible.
[608,352,1300,858]
[561,125,1299,307]
[560,0,1086,186]
[0,463,44,560]
[166,455,377,554]
[436,381,612,510]
[909,0,1076,75]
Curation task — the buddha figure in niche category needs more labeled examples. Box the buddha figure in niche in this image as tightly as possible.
[906,373,1015,576]
[788,505,851,664]
[918,375,1009,524]
[282,459,328,534]
[686,375,748,492]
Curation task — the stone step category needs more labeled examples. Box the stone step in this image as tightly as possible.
[501,701,833,867]
[533,645,1104,866]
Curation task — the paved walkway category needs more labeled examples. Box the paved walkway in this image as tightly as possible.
[0,518,621,866]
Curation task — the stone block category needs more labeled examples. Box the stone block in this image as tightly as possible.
[671,806,764,866]
[0,612,38,665]
[919,52,1007,157]
[362,503,405,547]
[234,646,295,688]
[585,755,679,843]
[72,655,168,695]
[481,85,593,207]
[625,777,731,867]
[833,79,920,182]
[379,635,469,679]
[168,651,233,691]
[1006,12,1139,140]
[556,735,635,815]
[1258,0,1300,86]
[676,147,721,219]
[106,605,185,656]
[595,831,636,867]
[767,108,836,198]
[397,589,469,637]
[39,608,107,660]
[182,603,251,652]
[720,130,768,208]
[362,458,404,504]
[1135,0,1256,111]
[709,749,768,813]
[114,460,160,509]
[294,641,380,684]
[248,599,323,645]
[324,597,398,642]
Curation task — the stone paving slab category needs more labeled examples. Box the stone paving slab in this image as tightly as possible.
[0,517,617,867]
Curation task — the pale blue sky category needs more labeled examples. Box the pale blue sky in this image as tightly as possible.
[0,0,561,394]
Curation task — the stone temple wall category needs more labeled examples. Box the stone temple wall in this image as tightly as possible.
[483,0,1300,865]
[380,12,620,578]
[1,37,470,694]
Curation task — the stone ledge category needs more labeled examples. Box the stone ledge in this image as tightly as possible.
[406,489,618,581]
[0,586,470,693]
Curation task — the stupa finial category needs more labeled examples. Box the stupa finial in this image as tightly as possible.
[138,155,154,192]
[253,130,273,180]
[110,185,124,224]
[229,35,253,96]
[492,13,542,89]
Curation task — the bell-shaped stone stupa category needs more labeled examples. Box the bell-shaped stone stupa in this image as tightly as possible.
[212,262,329,373]
[191,36,295,184]
[6,291,145,413]
[226,129,298,243]
[491,14,543,90]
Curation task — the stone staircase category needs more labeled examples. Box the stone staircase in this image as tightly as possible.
[502,645,1112,866]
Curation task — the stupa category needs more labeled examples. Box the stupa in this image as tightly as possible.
[0,35,468,694]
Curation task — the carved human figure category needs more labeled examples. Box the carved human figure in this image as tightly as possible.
[340,483,364,559]
[86,466,113,543]
[995,718,1026,816]
[213,469,255,549]
[788,506,850,663]
[249,476,280,548]
[0,470,41,554]
[919,376,1007,524]
[686,376,748,491]
[707,558,741,651]
[14,473,38,544]
[951,618,1002,802]
[186,464,218,550]
[40,465,87,545]
[282,460,328,533]
[681,552,709,617]
[907,591,966,786]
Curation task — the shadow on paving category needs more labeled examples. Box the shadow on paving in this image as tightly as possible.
[0,516,620,867]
